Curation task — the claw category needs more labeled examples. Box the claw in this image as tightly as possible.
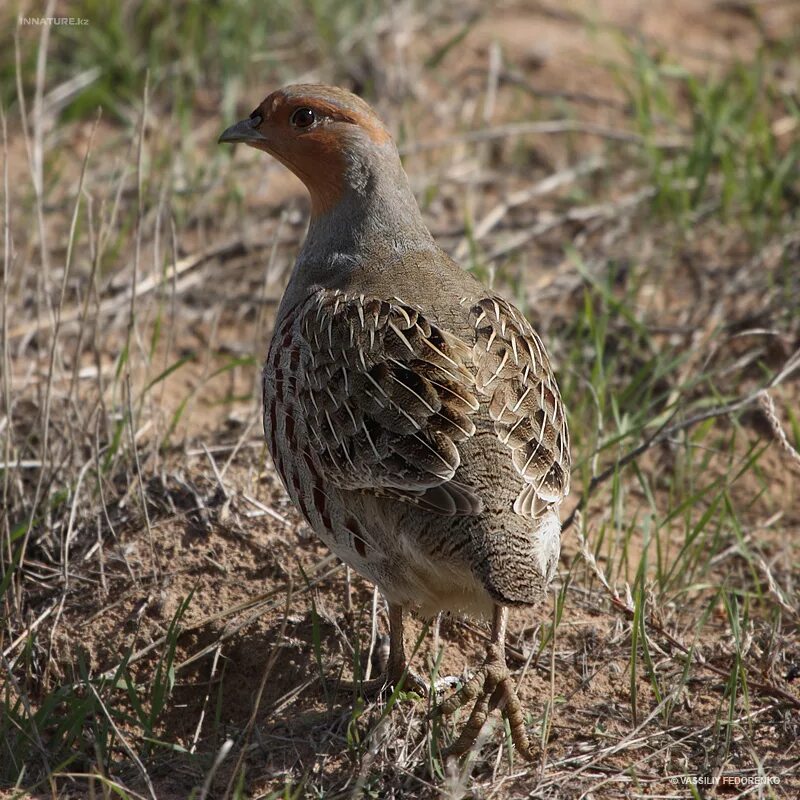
[441,686,493,758]
[432,621,540,762]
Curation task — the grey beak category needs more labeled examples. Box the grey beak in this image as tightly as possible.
[218,117,268,145]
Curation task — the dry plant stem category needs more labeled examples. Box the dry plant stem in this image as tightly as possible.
[67,113,106,404]
[363,585,380,681]
[126,74,159,582]
[758,390,800,472]
[540,592,558,772]
[10,28,51,618]
[13,95,100,617]
[57,773,149,800]
[163,215,181,393]
[59,114,101,587]
[87,555,336,679]
[453,157,604,260]
[7,236,275,341]
[31,0,56,238]
[550,693,694,793]
[199,739,234,800]
[756,557,797,618]
[563,348,800,531]
[86,173,128,461]
[240,492,291,527]
[220,415,260,479]
[481,185,654,264]
[345,564,354,613]
[86,684,157,800]
[223,578,294,800]
[150,190,175,425]
[1,103,13,614]
[201,444,229,507]
[2,601,56,665]
[495,67,629,111]
[575,513,800,711]
[253,210,287,396]
[14,0,54,287]
[399,119,686,156]
[537,705,777,795]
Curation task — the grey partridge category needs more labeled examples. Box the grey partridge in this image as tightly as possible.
[219,85,570,760]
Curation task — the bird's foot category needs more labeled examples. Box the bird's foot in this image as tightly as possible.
[335,664,429,699]
[431,643,538,762]
[335,667,460,700]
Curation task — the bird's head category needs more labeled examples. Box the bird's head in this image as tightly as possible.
[218,84,395,218]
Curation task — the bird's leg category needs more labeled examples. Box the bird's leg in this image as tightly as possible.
[383,603,412,686]
[381,603,430,696]
[432,605,537,761]
[336,603,428,698]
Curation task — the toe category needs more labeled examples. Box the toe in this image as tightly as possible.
[492,680,539,762]
[430,668,487,719]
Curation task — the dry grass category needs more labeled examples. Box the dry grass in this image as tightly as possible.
[2,1,800,798]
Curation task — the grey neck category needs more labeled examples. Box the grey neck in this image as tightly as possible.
[294,145,435,283]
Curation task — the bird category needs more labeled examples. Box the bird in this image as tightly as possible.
[219,85,570,760]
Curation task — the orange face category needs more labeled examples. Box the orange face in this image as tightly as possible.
[219,85,392,216]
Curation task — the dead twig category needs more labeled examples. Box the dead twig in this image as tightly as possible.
[563,348,800,531]
[758,390,800,472]
[575,512,800,711]
[7,237,263,341]
[399,119,686,156]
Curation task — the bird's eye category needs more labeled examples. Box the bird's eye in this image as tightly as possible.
[290,107,316,128]
[249,112,263,126]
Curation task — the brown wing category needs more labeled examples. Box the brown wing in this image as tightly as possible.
[468,295,570,517]
[296,289,483,516]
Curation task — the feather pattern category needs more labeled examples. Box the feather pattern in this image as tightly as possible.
[270,288,570,521]
[467,295,570,517]
[293,289,483,516]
